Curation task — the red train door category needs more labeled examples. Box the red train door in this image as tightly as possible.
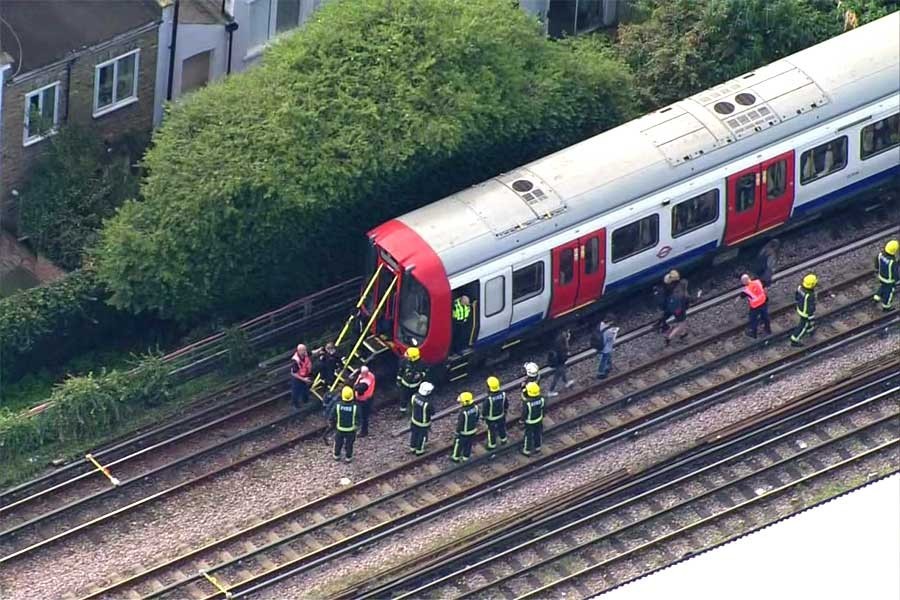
[549,228,607,318]
[724,165,762,246]
[758,150,795,231]
[576,229,606,305]
[549,240,579,317]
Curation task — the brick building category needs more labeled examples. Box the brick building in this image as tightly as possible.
[0,0,161,229]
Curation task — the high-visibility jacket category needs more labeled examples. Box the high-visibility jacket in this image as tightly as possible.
[742,279,767,309]
[355,371,376,402]
[397,358,425,389]
[523,397,545,425]
[482,391,508,422]
[877,252,898,284]
[410,394,435,427]
[332,402,358,432]
[795,286,816,318]
[291,352,313,382]
[456,405,480,435]
[452,298,471,322]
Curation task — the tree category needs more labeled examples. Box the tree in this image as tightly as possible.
[93,0,636,320]
[617,0,845,110]
[20,126,140,270]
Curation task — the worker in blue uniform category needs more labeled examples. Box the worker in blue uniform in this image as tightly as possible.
[450,391,480,463]
[409,382,435,455]
[482,376,509,450]
[396,347,426,415]
[522,382,545,456]
[791,274,818,347]
[330,386,358,462]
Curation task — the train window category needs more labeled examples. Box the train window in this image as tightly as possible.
[559,248,575,285]
[766,160,787,199]
[512,262,544,303]
[672,189,719,238]
[584,237,600,274]
[861,114,900,160]
[611,215,659,263]
[800,136,848,185]
[736,173,756,212]
[398,274,430,346]
[484,276,505,318]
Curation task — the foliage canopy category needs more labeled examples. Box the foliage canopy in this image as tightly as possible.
[93,0,635,319]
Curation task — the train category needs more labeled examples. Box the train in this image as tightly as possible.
[361,12,900,369]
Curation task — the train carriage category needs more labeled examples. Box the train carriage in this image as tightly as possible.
[364,12,900,367]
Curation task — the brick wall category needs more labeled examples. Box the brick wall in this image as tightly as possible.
[0,23,159,230]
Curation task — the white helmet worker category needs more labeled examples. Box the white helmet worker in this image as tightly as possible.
[524,362,539,378]
[418,381,434,396]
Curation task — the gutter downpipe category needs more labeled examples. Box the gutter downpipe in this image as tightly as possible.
[225,21,239,75]
[166,0,180,101]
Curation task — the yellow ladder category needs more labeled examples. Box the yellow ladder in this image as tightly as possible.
[311,269,397,400]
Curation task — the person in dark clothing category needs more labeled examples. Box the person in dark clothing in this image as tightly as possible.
[451,295,473,353]
[450,392,480,463]
[791,274,818,347]
[547,329,574,397]
[289,344,313,411]
[409,382,435,455]
[315,343,343,390]
[521,382,545,456]
[330,386,358,462]
[656,270,681,333]
[874,240,899,311]
[756,239,780,289]
[482,376,509,450]
[396,347,426,415]
[663,279,690,346]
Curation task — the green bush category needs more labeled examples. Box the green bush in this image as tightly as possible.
[0,356,171,464]
[19,125,140,270]
[93,0,636,320]
[0,270,136,385]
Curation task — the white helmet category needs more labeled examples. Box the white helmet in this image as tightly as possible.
[418,381,434,396]
[524,362,539,378]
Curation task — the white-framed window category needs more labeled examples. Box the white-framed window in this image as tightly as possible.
[24,82,60,146]
[93,50,140,117]
[247,0,302,53]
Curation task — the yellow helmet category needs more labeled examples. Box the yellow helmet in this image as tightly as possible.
[405,347,421,361]
[525,382,541,398]
[802,274,818,289]
[486,376,501,392]
[341,386,354,401]
[458,391,474,405]
[886,240,899,256]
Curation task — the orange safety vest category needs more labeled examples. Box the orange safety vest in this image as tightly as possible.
[355,371,376,402]
[743,279,767,309]
[291,352,313,382]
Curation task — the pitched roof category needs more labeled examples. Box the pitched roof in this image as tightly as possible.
[0,0,160,78]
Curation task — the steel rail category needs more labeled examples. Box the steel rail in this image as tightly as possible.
[369,369,898,600]
[181,310,899,599]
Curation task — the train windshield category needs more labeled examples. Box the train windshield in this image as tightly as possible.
[398,274,430,346]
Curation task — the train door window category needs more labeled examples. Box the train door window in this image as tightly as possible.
[800,136,848,184]
[559,248,575,285]
[398,274,430,346]
[672,189,719,237]
[735,173,756,212]
[861,113,900,160]
[484,276,505,318]
[512,262,544,303]
[766,160,787,200]
[611,214,659,263]
[584,237,600,274]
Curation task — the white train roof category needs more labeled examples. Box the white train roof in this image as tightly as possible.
[397,12,900,278]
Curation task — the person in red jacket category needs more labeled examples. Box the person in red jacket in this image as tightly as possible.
[354,366,376,437]
[290,344,313,411]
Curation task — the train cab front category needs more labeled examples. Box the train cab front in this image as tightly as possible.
[362,219,451,365]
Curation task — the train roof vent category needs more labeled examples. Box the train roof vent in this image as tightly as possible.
[492,170,567,238]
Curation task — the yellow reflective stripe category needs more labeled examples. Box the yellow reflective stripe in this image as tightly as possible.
[336,405,356,431]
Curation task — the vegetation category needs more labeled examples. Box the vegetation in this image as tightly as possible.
[19,126,140,270]
[92,0,636,320]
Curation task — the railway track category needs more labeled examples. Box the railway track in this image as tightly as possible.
[342,358,898,599]
[73,272,898,599]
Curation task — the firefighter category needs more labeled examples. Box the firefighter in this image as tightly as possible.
[522,382,545,456]
[791,274,818,347]
[451,295,472,353]
[874,240,899,311]
[520,362,541,402]
[450,391,480,463]
[482,376,509,450]
[409,381,435,455]
[330,386,358,463]
[396,347,426,415]
[740,274,771,338]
